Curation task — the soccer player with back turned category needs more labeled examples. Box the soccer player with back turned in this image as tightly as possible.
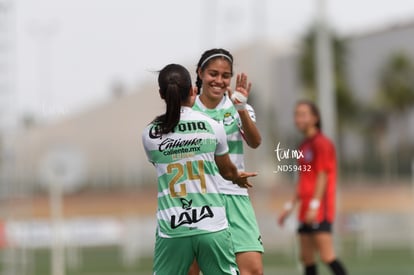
[142,64,257,275]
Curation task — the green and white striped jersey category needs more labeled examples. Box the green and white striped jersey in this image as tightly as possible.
[193,95,256,196]
[142,107,229,238]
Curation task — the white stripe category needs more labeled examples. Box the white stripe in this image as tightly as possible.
[157,206,228,233]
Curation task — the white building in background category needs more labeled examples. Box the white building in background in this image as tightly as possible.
[7,19,414,191]
[347,20,414,104]
[271,20,414,164]
[344,20,414,157]
[8,41,283,192]
[9,81,164,191]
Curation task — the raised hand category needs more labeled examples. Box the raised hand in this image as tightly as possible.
[235,73,252,97]
[227,73,252,107]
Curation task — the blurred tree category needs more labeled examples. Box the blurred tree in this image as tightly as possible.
[298,26,361,178]
[298,26,359,126]
[376,52,414,176]
[379,52,414,112]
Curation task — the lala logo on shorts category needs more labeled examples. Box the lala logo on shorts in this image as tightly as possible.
[170,198,214,229]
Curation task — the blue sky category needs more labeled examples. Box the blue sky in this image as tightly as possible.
[11,0,414,122]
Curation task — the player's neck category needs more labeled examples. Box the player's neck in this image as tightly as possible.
[199,93,221,109]
[304,127,318,138]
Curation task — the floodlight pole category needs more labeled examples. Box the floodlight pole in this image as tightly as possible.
[315,0,342,255]
[29,21,65,275]
[315,0,337,145]
[50,169,65,275]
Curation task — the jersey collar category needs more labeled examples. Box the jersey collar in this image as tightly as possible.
[181,106,193,113]
[195,94,228,111]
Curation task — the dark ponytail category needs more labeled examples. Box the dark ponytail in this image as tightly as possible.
[154,64,192,136]
[196,48,234,94]
[297,100,322,130]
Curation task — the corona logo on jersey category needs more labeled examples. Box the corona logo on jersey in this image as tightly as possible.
[170,198,214,229]
[149,124,162,139]
[149,121,210,139]
[175,121,208,132]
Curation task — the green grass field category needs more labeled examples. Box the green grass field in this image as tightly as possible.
[3,241,413,275]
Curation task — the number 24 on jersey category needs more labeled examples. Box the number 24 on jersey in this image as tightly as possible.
[167,160,206,198]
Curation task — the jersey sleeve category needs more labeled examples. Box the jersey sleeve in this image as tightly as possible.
[313,138,333,173]
[236,104,257,128]
[212,121,229,156]
[141,126,154,163]
[246,104,257,123]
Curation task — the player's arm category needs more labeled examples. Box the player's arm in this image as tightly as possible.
[312,172,328,201]
[278,191,300,226]
[305,139,331,224]
[213,118,257,188]
[238,107,261,149]
[214,154,257,188]
[305,171,327,224]
[227,73,261,149]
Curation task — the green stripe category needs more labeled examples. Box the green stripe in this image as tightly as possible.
[224,121,240,135]
[192,106,222,122]
[204,159,220,176]
[193,103,238,125]
[193,101,240,136]
[227,140,244,154]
